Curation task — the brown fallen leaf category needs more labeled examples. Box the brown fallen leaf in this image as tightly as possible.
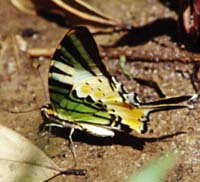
[0,125,86,181]
[10,0,129,28]
[51,0,125,27]
[10,0,37,15]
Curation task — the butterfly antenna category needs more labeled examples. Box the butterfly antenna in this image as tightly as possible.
[0,94,41,113]
[1,63,49,114]
[36,63,48,101]
[0,106,40,113]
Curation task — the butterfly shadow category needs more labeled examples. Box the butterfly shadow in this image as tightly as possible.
[39,124,186,151]
[111,16,200,52]
[113,17,178,48]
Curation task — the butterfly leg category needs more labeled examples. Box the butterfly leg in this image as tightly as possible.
[43,123,64,148]
[69,128,77,167]
[45,124,78,166]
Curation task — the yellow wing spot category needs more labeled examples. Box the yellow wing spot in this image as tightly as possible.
[119,107,144,133]
[47,108,55,115]
[107,102,144,133]
[93,90,104,99]
[81,84,92,94]
[105,95,122,102]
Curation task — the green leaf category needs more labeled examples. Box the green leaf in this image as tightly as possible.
[127,151,180,182]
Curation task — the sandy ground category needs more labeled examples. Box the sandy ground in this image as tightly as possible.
[0,0,200,181]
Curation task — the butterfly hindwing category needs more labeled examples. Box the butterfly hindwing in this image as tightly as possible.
[48,27,131,136]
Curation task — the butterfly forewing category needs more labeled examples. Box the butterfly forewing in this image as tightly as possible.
[48,27,136,135]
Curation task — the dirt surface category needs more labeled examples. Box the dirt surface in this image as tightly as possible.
[0,0,200,182]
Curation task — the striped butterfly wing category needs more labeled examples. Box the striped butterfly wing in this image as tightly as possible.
[48,27,142,136]
[46,26,194,137]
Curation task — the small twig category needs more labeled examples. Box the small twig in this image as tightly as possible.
[27,48,55,57]
[0,36,9,61]
[43,168,87,182]
[27,45,200,63]
[11,34,21,71]
[190,63,200,93]
[101,47,200,63]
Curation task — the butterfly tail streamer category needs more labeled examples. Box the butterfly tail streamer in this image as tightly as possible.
[122,94,198,134]
[138,94,198,112]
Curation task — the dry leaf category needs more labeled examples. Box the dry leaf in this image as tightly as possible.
[10,0,37,15]
[51,0,124,27]
[10,0,128,28]
[0,125,59,181]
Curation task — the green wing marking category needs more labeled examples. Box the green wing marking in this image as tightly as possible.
[48,27,124,135]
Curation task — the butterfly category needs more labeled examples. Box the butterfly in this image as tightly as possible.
[41,26,196,162]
